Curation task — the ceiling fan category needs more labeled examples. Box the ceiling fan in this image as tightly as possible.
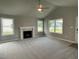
[37,0,49,12]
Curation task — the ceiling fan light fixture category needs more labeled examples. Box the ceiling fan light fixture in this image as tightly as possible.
[37,8,43,12]
[37,4,43,12]
[37,0,44,12]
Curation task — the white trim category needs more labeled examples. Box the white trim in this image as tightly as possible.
[1,18,14,36]
[49,36,76,43]
[20,27,35,40]
[75,16,78,43]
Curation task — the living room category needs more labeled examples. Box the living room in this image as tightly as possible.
[0,0,78,59]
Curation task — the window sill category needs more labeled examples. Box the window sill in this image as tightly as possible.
[1,34,15,37]
[49,32,63,35]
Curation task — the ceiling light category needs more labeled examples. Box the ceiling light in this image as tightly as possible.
[36,0,49,12]
[37,0,43,12]
[37,8,43,12]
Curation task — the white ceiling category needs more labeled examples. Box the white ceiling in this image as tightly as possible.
[46,0,77,6]
[0,0,77,18]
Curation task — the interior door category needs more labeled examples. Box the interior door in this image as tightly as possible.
[75,16,78,43]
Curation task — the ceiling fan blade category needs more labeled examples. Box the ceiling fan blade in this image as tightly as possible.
[42,7,49,9]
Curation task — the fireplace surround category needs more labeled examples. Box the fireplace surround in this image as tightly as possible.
[20,27,35,40]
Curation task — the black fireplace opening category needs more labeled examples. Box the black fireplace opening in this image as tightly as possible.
[23,31,32,39]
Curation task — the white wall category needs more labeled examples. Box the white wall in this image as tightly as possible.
[45,7,78,42]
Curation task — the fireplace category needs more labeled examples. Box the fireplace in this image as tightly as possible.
[23,31,32,39]
[20,27,35,40]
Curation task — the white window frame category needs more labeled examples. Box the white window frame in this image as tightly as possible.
[1,17,14,36]
[48,18,63,34]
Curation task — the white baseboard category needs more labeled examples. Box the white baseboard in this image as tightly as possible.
[48,36,77,44]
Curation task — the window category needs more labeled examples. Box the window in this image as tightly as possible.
[37,20,44,32]
[49,20,55,32]
[49,18,63,34]
[55,19,63,33]
[1,18,14,36]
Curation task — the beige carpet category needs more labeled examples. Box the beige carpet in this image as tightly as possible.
[0,37,77,59]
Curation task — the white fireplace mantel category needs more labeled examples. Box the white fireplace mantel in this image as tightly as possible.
[20,27,35,40]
